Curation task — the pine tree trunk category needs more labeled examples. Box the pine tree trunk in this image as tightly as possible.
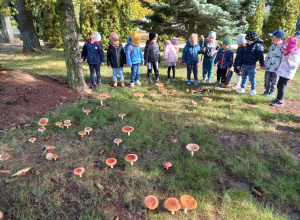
[56,0,87,90]
[16,0,42,52]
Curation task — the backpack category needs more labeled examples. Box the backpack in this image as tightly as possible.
[125,43,134,56]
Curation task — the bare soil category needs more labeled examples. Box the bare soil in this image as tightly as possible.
[0,68,81,131]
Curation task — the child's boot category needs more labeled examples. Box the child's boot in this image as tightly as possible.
[114,81,118,87]
[121,81,125,87]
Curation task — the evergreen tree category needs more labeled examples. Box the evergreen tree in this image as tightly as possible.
[97,0,120,48]
[263,0,300,48]
[119,0,135,43]
[131,0,262,41]
[247,0,266,36]
[79,0,98,41]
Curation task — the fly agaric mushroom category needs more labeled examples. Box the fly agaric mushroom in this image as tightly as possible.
[171,139,177,144]
[125,154,138,166]
[186,143,199,157]
[164,198,181,215]
[122,126,134,136]
[38,127,46,134]
[191,100,198,107]
[161,88,168,95]
[11,167,32,177]
[82,108,91,115]
[134,92,144,99]
[74,167,85,177]
[84,127,92,135]
[162,109,167,113]
[52,154,59,161]
[0,211,3,219]
[171,89,176,95]
[155,83,164,87]
[186,89,189,92]
[78,131,86,138]
[144,195,159,210]
[97,93,110,106]
[191,90,196,94]
[47,146,56,152]
[46,153,53,160]
[202,97,210,102]
[158,87,164,92]
[64,120,71,124]
[114,138,122,146]
[64,122,71,129]
[59,124,65,129]
[106,158,117,169]
[38,118,48,127]
[55,122,63,127]
[163,162,172,169]
[229,103,236,109]
[118,113,126,119]
[150,90,157,97]
[140,107,145,112]
[180,195,197,214]
[29,137,36,143]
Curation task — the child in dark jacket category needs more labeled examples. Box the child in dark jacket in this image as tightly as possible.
[182,33,201,85]
[213,37,234,87]
[199,31,220,83]
[144,32,161,84]
[232,34,246,89]
[81,31,105,89]
[107,32,126,87]
[236,30,265,96]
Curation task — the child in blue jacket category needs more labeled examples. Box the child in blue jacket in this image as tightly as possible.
[81,31,105,89]
[182,33,200,85]
[214,37,234,87]
[126,31,144,88]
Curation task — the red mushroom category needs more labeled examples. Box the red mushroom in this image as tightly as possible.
[171,89,176,95]
[118,113,126,120]
[125,154,138,166]
[144,195,159,210]
[186,143,199,157]
[106,158,117,169]
[38,127,46,134]
[29,137,36,143]
[163,162,172,169]
[122,126,134,136]
[114,138,122,146]
[140,107,145,112]
[171,139,177,144]
[74,167,85,177]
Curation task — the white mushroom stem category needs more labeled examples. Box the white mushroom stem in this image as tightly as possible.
[184,208,188,214]
[128,132,130,136]
[86,112,89,115]
[54,158,56,161]
[66,126,69,129]
[166,167,169,170]
[171,211,174,215]
[152,94,154,97]
[100,100,103,106]
[40,130,44,134]
[79,174,82,178]
[110,165,114,169]
[130,162,133,166]
[191,151,194,157]
[81,135,83,138]
[87,131,90,135]
[121,117,124,119]
[117,143,119,146]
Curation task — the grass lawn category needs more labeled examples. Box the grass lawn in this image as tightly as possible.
[0,44,299,219]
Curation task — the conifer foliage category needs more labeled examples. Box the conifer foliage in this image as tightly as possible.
[79,0,98,41]
[247,0,266,36]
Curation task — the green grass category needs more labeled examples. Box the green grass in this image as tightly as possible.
[0,44,299,219]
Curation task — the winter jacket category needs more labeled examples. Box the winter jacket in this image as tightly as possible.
[264,43,284,72]
[125,37,144,67]
[163,40,179,63]
[182,40,201,64]
[107,44,126,68]
[144,40,161,65]
[233,46,245,68]
[276,50,300,80]
[214,48,234,69]
[199,40,220,59]
[241,38,265,67]
[81,40,105,65]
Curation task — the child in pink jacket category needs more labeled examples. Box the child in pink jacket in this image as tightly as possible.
[163,37,179,81]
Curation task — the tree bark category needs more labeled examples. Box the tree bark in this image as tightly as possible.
[16,0,42,52]
[0,15,15,43]
[56,0,87,90]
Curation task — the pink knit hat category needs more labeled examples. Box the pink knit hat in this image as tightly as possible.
[282,37,298,52]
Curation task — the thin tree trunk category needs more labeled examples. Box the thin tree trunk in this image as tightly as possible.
[0,15,15,43]
[56,0,87,90]
[16,0,42,52]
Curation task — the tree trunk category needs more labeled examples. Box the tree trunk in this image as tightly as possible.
[56,0,87,90]
[0,15,15,43]
[16,0,42,52]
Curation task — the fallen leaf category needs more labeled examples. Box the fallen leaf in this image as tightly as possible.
[44,134,51,141]
[95,182,104,190]
[5,148,15,152]
[121,170,126,174]
[99,149,105,155]
[36,170,41,176]
[0,170,11,174]
[5,178,18,184]
[251,187,263,197]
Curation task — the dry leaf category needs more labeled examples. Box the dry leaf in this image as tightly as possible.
[5,148,15,152]
[251,187,263,197]
[44,134,51,141]
[0,170,11,174]
[5,178,18,184]
[95,182,104,190]
[99,149,104,155]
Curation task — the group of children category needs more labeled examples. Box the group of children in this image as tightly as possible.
[81,30,300,106]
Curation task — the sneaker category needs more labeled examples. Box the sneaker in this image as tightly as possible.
[262,91,268,96]
[232,84,240,89]
[155,78,159,83]
[97,83,102,87]
[194,80,198,85]
[136,80,142,86]
[91,84,97,89]
[236,88,245,93]
[272,99,284,106]
[220,82,225,87]
[121,81,125,87]
[214,81,219,86]
[167,78,170,82]
[267,92,275,97]
[202,79,206,83]
[271,99,278,104]
[130,83,134,88]
[208,78,212,83]
[113,81,118,87]
[172,77,176,81]
[148,78,152,84]
[249,90,257,96]
[187,80,191,85]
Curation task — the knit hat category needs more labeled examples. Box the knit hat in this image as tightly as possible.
[96,32,101,42]
[131,31,141,46]
[236,34,246,44]
[245,30,258,42]
[208,31,216,40]
[149,31,158,41]
[190,33,198,46]
[223,37,232,46]
[268,30,285,40]
[171,37,179,45]
[282,37,299,52]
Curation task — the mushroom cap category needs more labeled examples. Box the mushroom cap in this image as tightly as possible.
[59,124,65,128]
[84,109,91,113]
[38,127,46,131]
[64,120,71,124]
[229,102,236,106]
[163,162,172,168]
[158,87,164,91]
[64,122,71,127]
[164,198,181,212]
[15,167,32,175]
[191,90,196,93]
[122,126,134,133]
[155,83,164,87]
[162,109,167,112]
[150,90,157,94]
[29,137,36,141]
[161,88,167,91]
[140,107,145,111]
[144,195,159,210]
[52,154,59,159]
[0,211,3,219]
[134,92,144,98]
[202,97,210,100]
[186,143,199,152]
[106,158,117,166]
[46,153,53,160]
[84,127,92,132]
[97,93,110,100]
[74,167,85,175]
[114,138,122,144]
[47,146,56,151]
[125,154,138,163]
[118,113,126,117]
[78,131,86,136]
[191,100,198,104]
[180,195,197,210]
[171,89,176,92]
[186,89,189,92]
[39,118,48,124]
[55,122,63,126]
[171,139,177,144]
